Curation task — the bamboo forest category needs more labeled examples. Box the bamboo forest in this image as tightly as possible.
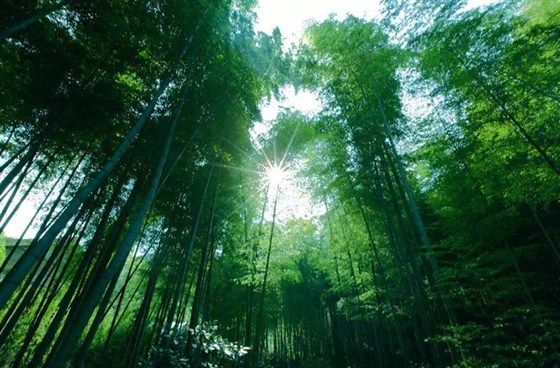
[0,0,559,367]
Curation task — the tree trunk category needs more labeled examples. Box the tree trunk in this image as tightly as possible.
[453,53,560,176]
[0,157,73,274]
[0,138,32,174]
[254,185,280,358]
[43,79,185,368]
[164,167,214,332]
[124,247,165,368]
[0,155,51,233]
[0,158,34,227]
[0,137,41,198]
[0,0,72,41]
[186,173,220,356]
[0,29,198,309]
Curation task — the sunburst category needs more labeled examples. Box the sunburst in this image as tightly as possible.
[263,162,290,187]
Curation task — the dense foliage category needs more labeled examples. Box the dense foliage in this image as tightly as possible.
[0,0,559,367]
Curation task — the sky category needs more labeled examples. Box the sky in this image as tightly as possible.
[3,192,40,238]
[254,0,380,46]
[254,0,499,43]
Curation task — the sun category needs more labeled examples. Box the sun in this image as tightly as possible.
[264,163,289,187]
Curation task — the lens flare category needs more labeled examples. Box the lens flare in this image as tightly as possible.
[265,164,288,187]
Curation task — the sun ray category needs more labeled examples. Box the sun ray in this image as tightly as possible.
[279,120,301,168]
[211,163,261,176]
[257,142,274,169]
[224,138,255,158]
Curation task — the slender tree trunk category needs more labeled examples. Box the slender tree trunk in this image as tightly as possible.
[243,196,253,345]
[502,71,560,105]
[186,173,220,358]
[202,236,216,323]
[0,0,72,41]
[9,208,94,368]
[254,185,280,358]
[0,157,34,227]
[377,96,458,329]
[335,207,359,289]
[0,29,199,309]
[0,138,41,198]
[529,206,560,262]
[371,161,420,363]
[245,185,270,350]
[72,270,122,368]
[164,167,214,333]
[103,230,162,352]
[0,139,32,174]
[0,157,73,274]
[0,125,17,158]
[0,192,92,346]
[346,180,401,367]
[124,247,165,368]
[43,79,185,367]
[453,53,560,176]
[0,155,51,233]
[75,221,155,367]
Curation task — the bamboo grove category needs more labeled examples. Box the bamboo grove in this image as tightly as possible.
[0,0,559,367]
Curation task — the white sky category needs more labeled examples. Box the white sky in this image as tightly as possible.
[255,0,498,45]
[2,193,38,238]
[254,0,380,47]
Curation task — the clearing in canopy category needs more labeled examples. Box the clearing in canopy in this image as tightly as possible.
[0,0,559,367]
